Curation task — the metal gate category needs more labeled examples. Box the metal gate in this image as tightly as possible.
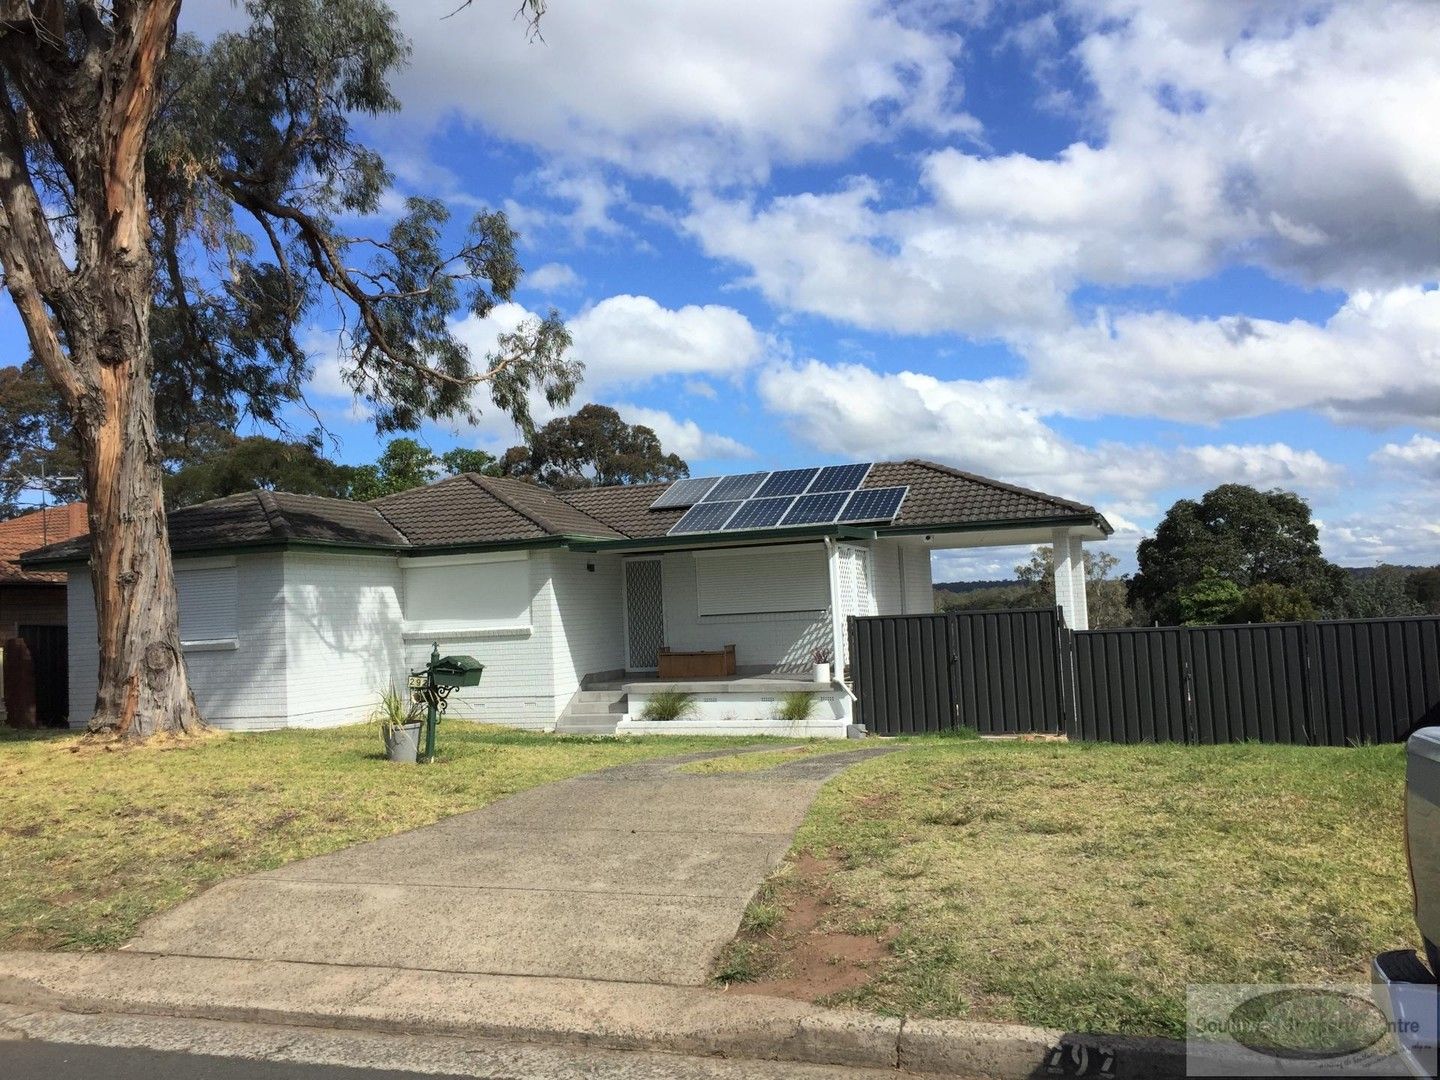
[18,624,68,727]
[849,609,1066,736]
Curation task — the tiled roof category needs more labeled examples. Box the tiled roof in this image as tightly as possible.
[21,459,1106,566]
[24,491,407,565]
[0,503,89,584]
[371,474,623,546]
[869,460,1099,528]
[556,482,682,539]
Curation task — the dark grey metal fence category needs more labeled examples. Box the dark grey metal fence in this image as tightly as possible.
[849,609,1065,736]
[850,610,1440,745]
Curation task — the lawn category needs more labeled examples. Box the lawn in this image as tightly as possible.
[715,737,1415,1039]
[0,723,783,952]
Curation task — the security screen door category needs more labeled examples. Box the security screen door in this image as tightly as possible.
[623,558,665,671]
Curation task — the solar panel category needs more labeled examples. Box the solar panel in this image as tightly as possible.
[839,486,907,524]
[721,496,796,531]
[781,490,849,526]
[670,500,743,534]
[649,476,721,509]
[809,462,873,492]
[703,471,770,502]
[754,468,819,499]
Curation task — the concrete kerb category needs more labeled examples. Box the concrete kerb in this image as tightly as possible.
[0,951,1186,1078]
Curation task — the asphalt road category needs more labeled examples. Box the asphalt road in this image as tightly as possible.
[6,1041,465,1080]
[0,1012,911,1080]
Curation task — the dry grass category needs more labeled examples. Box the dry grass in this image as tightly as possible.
[676,743,859,775]
[0,723,777,951]
[717,738,1414,1038]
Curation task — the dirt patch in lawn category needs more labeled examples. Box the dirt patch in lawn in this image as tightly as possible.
[718,853,898,1002]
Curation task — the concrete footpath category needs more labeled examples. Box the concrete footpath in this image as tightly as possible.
[0,952,1186,1078]
[0,746,1186,1076]
[127,745,896,986]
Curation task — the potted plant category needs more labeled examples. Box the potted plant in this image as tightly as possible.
[373,685,424,763]
[811,647,831,685]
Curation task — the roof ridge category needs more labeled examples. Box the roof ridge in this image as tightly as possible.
[478,475,626,538]
[254,490,296,540]
[906,459,1097,515]
[362,496,414,546]
[465,474,560,536]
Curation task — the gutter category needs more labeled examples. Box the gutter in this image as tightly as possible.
[878,512,1113,539]
[564,524,878,554]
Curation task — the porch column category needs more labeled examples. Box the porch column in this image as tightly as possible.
[1051,528,1090,630]
[825,540,846,673]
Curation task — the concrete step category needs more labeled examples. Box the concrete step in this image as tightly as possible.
[555,718,620,735]
[565,700,628,716]
[575,689,628,703]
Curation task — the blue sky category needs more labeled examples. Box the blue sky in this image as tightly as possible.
[8,0,1440,580]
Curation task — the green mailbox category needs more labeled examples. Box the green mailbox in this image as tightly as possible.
[431,654,484,689]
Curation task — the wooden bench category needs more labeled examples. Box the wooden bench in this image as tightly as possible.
[657,644,737,679]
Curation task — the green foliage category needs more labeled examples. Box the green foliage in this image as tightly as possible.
[0,358,84,516]
[773,691,819,726]
[370,686,422,740]
[1408,567,1440,612]
[164,434,357,507]
[941,547,1135,626]
[1176,574,1244,625]
[1230,583,1319,624]
[1131,485,1347,625]
[148,0,579,437]
[439,447,500,478]
[501,404,689,489]
[1339,565,1427,619]
[348,438,501,500]
[638,691,699,723]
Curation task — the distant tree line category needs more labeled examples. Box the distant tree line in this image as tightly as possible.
[935,483,1439,626]
[0,397,688,514]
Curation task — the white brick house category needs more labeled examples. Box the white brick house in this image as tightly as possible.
[28,461,1111,736]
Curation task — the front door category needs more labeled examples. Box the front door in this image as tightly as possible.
[623,558,665,671]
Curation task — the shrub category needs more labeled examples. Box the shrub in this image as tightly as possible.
[639,690,698,722]
[371,685,422,742]
[773,690,818,726]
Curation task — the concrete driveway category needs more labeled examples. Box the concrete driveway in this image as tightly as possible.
[126,745,893,986]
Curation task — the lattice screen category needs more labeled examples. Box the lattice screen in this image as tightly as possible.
[834,544,876,664]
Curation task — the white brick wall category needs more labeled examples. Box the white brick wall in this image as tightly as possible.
[657,548,832,673]
[400,550,548,730]
[66,553,292,730]
[900,544,934,613]
[549,550,625,699]
[282,551,404,729]
[870,540,903,615]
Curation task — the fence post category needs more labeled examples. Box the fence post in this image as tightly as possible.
[1181,631,1198,745]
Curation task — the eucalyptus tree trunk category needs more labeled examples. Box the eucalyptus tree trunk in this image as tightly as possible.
[0,0,202,738]
[74,273,201,738]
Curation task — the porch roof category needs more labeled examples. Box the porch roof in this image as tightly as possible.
[21,458,1110,567]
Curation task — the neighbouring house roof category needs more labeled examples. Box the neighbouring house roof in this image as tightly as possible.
[21,460,1110,567]
[0,502,89,584]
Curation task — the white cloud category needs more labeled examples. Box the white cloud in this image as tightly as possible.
[613,403,754,462]
[567,294,766,389]
[1321,500,1440,567]
[688,1,1440,343]
[375,0,975,186]
[756,358,1343,504]
[525,262,583,294]
[1019,287,1440,426]
[1371,435,1440,478]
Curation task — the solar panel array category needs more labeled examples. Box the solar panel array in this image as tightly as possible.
[661,462,909,535]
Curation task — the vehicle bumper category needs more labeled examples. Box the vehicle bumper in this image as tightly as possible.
[1373,948,1439,1079]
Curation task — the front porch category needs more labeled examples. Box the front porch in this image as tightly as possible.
[557,670,853,738]
[554,516,1106,738]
